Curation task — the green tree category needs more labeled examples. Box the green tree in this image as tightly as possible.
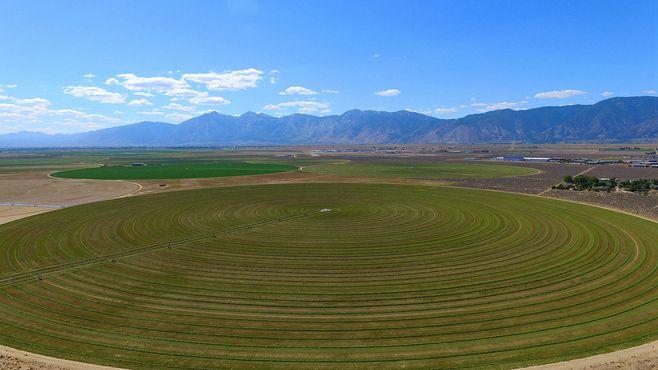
[573,175,598,190]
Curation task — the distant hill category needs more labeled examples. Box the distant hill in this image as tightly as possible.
[1,96,657,147]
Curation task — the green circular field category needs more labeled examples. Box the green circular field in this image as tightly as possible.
[304,161,538,178]
[0,184,657,368]
[51,161,297,180]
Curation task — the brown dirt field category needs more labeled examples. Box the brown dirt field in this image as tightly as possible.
[587,165,658,180]
[523,340,658,369]
[0,344,120,370]
[544,189,658,221]
[0,172,139,206]
[0,206,52,225]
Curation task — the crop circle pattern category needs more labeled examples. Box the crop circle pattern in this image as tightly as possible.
[0,183,657,369]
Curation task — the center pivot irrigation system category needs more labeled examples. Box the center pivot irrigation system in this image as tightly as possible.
[0,183,657,368]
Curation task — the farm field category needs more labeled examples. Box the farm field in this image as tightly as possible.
[0,149,311,175]
[0,183,657,368]
[51,161,298,180]
[304,161,538,179]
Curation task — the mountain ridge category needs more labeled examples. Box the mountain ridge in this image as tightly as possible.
[1,96,657,147]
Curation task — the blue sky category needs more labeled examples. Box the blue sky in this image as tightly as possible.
[0,0,656,134]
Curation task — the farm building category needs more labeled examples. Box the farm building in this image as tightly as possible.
[523,157,552,162]
[493,156,524,161]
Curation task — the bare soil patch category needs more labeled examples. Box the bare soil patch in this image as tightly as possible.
[0,206,52,225]
[544,189,658,221]
[587,164,658,180]
[0,172,138,207]
[0,344,119,370]
[523,340,658,369]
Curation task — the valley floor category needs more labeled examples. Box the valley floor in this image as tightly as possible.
[1,156,657,369]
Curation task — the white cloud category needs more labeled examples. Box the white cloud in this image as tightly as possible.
[642,89,656,94]
[533,89,587,99]
[1,84,17,89]
[269,70,279,84]
[183,68,263,90]
[0,93,120,133]
[84,73,96,79]
[263,100,330,114]
[477,101,527,112]
[104,77,120,85]
[601,91,614,97]
[14,97,51,106]
[166,112,194,122]
[487,101,522,110]
[263,104,281,111]
[279,86,317,95]
[375,89,400,97]
[321,89,340,94]
[52,120,105,131]
[372,54,381,58]
[49,109,116,121]
[434,107,458,114]
[138,109,164,115]
[113,73,189,92]
[162,87,207,98]
[163,103,196,112]
[108,71,257,98]
[188,95,231,105]
[127,98,153,106]
[62,86,126,104]
[107,73,209,98]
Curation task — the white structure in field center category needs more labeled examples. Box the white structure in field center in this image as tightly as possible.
[523,157,552,162]
[320,208,332,212]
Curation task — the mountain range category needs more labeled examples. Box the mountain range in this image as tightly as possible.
[1,96,657,147]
